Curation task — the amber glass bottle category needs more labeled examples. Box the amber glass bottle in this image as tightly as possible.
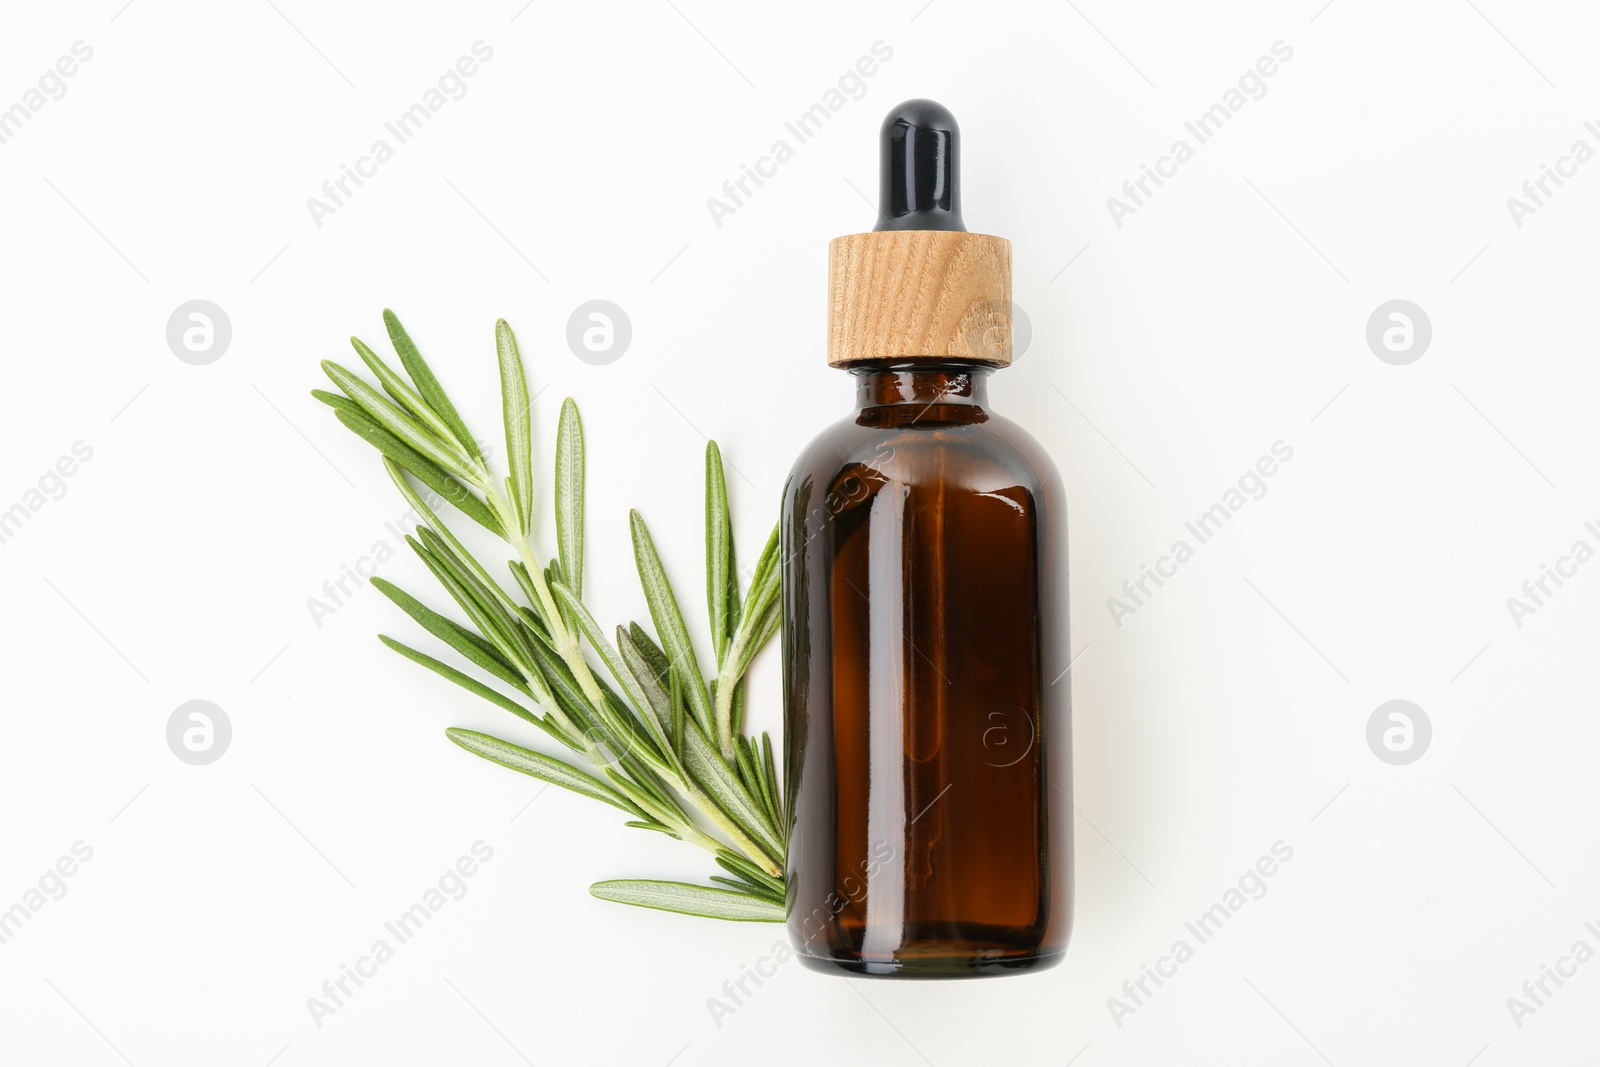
[782,101,1071,977]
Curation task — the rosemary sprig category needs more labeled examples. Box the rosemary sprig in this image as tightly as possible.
[314,311,786,922]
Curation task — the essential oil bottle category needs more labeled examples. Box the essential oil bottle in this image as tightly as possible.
[782,100,1072,977]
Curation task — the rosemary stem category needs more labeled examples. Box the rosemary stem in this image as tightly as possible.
[713,663,739,760]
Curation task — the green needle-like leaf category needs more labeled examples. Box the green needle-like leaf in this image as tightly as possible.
[408,536,532,677]
[734,605,781,680]
[418,528,526,647]
[547,580,676,777]
[709,876,784,903]
[736,735,780,834]
[495,319,533,535]
[323,360,479,484]
[743,524,781,620]
[761,732,784,831]
[322,402,501,535]
[549,583,676,763]
[382,459,511,603]
[447,728,641,816]
[588,880,784,922]
[379,635,559,739]
[705,441,733,665]
[630,510,713,734]
[351,336,460,447]
[715,850,784,896]
[508,562,545,625]
[555,398,584,605]
[729,678,747,738]
[682,719,783,862]
[627,622,671,682]
[371,577,529,693]
[384,309,482,463]
[616,627,672,735]
[310,387,361,417]
[669,666,686,759]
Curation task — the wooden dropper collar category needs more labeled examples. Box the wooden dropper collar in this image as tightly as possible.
[827,100,1012,368]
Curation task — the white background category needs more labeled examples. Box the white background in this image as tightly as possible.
[1,0,1597,1063]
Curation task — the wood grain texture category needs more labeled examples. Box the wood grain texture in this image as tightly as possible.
[827,230,1012,366]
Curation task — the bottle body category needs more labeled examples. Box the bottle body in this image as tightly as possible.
[781,364,1071,977]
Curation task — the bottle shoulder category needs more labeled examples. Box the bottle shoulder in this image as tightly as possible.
[783,405,1063,506]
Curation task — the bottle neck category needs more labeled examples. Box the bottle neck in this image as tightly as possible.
[851,362,992,411]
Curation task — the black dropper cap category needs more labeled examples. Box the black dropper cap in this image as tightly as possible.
[875,99,965,232]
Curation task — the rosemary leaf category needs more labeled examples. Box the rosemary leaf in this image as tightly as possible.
[370,577,528,694]
[742,524,782,623]
[629,510,714,734]
[322,361,478,484]
[555,398,584,604]
[323,403,501,535]
[709,876,784,904]
[669,665,687,759]
[383,309,482,463]
[550,582,679,769]
[382,459,510,603]
[408,535,533,677]
[310,387,361,417]
[736,606,781,680]
[521,631,675,802]
[730,677,747,738]
[351,335,460,448]
[761,731,785,833]
[417,527,536,665]
[588,880,784,923]
[550,588,646,718]
[737,734,780,835]
[447,728,643,818]
[682,718,783,862]
[615,626,671,735]
[547,581,679,780]
[508,562,545,625]
[494,318,534,536]
[738,526,781,650]
[705,441,733,665]
[627,622,671,682]
[378,635,563,741]
[715,850,785,896]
